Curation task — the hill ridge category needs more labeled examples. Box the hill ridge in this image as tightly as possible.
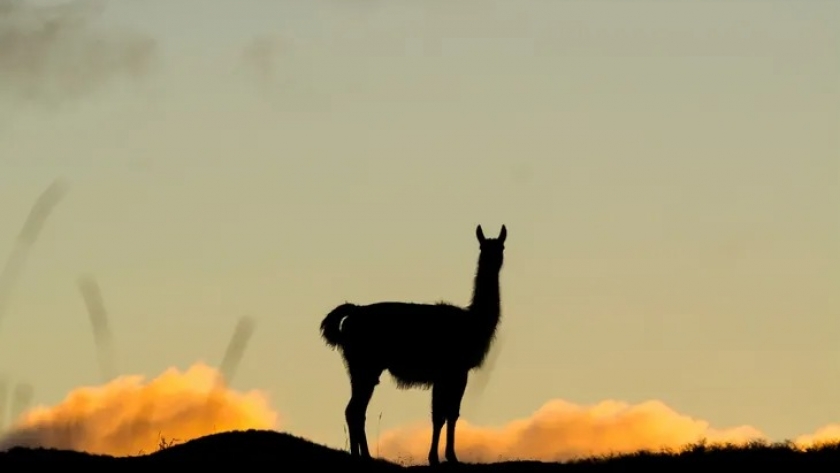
[3,429,840,471]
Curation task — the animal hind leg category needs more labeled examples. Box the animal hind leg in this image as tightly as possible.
[345,368,380,458]
[443,371,469,464]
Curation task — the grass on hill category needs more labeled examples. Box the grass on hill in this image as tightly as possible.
[1,429,840,471]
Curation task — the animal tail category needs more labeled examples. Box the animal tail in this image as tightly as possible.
[320,303,356,348]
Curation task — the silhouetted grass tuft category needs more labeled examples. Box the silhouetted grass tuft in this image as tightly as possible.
[2,429,840,471]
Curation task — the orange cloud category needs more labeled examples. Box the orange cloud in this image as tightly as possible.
[795,424,840,449]
[377,399,768,464]
[0,363,278,457]
[3,370,840,463]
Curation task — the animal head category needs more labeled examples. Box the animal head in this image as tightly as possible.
[475,224,506,270]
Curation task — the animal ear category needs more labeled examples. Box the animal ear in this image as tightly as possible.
[499,225,507,242]
[476,225,486,243]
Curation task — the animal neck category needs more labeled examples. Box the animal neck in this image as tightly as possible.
[468,256,501,331]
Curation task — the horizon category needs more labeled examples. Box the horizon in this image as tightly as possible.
[0,0,838,462]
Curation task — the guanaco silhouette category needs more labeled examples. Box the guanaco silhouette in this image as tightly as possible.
[320,224,507,465]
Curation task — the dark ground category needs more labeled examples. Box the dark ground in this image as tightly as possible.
[1,429,840,471]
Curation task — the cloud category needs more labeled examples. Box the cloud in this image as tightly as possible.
[377,398,770,464]
[0,363,278,457]
[0,0,156,105]
[2,374,840,463]
[795,424,840,449]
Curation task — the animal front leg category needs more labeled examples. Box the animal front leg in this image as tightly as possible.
[444,371,469,464]
[428,382,447,465]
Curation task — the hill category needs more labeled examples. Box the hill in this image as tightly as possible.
[2,429,840,471]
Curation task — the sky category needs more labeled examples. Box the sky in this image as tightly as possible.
[0,0,838,462]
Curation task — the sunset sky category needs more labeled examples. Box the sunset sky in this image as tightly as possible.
[0,0,838,458]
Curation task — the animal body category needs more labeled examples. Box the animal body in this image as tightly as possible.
[320,224,507,465]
